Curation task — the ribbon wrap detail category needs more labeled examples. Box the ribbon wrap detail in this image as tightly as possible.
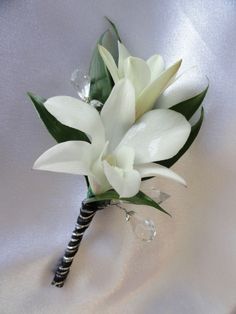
[51,200,105,287]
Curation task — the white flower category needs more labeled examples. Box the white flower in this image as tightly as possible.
[98,42,182,119]
[33,79,191,198]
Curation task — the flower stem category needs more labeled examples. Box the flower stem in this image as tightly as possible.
[51,200,100,287]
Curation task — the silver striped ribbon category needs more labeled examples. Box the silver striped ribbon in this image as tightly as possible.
[51,200,102,288]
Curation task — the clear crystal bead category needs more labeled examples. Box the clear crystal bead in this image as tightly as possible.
[128,212,156,242]
[70,69,90,102]
[90,99,103,110]
[150,189,170,204]
[141,186,170,204]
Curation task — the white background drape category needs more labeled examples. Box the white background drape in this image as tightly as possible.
[0,1,236,313]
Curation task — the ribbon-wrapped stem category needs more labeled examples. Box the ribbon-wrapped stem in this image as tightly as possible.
[51,200,104,288]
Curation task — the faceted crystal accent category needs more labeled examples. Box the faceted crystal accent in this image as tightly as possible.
[128,212,156,242]
[141,186,170,204]
[70,69,90,102]
[90,99,103,110]
[150,189,170,204]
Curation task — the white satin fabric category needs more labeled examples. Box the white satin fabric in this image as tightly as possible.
[0,1,236,313]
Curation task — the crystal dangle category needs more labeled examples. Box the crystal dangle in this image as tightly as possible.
[115,203,157,242]
[89,99,103,111]
[70,68,104,111]
[143,187,170,204]
[70,68,91,102]
[127,211,156,242]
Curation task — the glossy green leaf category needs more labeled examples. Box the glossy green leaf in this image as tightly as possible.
[85,189,171,216]
[158,108,204,168]
[105,17,122,42]
[100,29,118,64]
[89,30,118,104]
[170,86,208,120]
[28,92,89,143]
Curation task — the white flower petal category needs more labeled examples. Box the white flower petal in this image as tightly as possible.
[33,141,93,175]
[103,161,141,198]
[118,41,130,77]
[101,79,135,152]
[88,168,109,196]
[89,172,110,194]
[118,109,191,164]
[147,54,165,82]
[136,60,182,119]
[135,163,186,186]
[88,141,111,195]
[123,57,151,97]
[114,146,135,170]
[156,67,208,109]
[98,45,119,83]
[44,96,105,152]
[88,174,111,195]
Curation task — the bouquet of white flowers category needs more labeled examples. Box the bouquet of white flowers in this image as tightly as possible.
[28,18,208,287]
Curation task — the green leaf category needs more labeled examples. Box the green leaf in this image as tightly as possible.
[28,92,89,143]
[170,86,208,120]
[100,29,118,64]
[89,31,115,104]
[158,108,204,168]
[89,19,121,103]
[105,17,122,42]
[85,189,171,216]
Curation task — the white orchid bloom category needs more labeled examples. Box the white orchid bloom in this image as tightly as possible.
[98,42,182,119]
[33,79,191,198]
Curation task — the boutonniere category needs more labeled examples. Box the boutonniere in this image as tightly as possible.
[28,18,208,287]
